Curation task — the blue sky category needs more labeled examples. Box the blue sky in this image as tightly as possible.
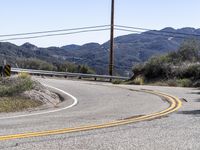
[1,0,200,47]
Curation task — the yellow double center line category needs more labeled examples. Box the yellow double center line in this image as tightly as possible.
[0,89,182,141]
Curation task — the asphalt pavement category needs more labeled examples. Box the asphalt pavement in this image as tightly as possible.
[0,78,200,150]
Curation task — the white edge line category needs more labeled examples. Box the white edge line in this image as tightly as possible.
[0,84,78,120]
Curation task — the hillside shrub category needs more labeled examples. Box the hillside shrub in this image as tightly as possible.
[0,76,33,97]
[176,79,192,87]
[132,39,200,87]
[166,79,178,87]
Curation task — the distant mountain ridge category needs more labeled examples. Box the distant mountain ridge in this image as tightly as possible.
[0,27,200,76]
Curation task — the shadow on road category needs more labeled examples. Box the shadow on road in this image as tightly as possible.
[178,110,200,115]
[189,92,200,95]
[188,89,200,102]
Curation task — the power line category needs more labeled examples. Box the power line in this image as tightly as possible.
[0,25,110,38]
[116,25,200,38]
[115,28,193,40]
[115,25,151,32]
[1,24,199,42]
[115,28,142,34]
[0,28,110,42]
[1,24,200,42]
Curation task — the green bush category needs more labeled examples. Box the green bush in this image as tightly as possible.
[132,64,145,76]
[178,39,200,62]
[177,79,192,87]
[17,58,56,71]
[131,39,200,87]
[173,64,200,80]
[0,77,34,97]
[141,57,172,79]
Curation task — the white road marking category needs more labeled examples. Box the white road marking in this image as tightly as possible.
[0,84,78,120]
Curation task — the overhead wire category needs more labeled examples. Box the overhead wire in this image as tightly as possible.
[115,25,200,39]
[115,25,200,37]
[115,28,194,40]
[0,25,110,38]
[1,24,199,42]
[0,28,110,42]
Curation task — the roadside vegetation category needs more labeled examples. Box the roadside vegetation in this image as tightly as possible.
[131,39,200,87]
[16,58,95,74]
[0,73,42,112]
[112,80,123,84]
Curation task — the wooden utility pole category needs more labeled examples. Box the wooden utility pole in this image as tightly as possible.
[109,0,115,76]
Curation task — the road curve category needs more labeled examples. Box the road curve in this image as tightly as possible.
[0,88,182,141]
[0,78,183,149]
[0,84,78,120]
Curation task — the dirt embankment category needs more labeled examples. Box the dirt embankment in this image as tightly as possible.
[0,75,62,112]
[22,80,61,107]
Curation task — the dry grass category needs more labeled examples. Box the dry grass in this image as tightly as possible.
[18,72,30,79]
[112,80,123,84]
[0,75,42,112]
[0,96,42,113]
[126,76,144,85]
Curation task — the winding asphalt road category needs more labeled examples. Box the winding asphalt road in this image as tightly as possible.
[0,78,200,149]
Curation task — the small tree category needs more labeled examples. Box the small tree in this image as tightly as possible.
[178,39,200,62]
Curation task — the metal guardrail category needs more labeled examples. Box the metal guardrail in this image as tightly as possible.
[11,68,130,81]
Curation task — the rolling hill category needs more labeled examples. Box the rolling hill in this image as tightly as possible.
[0,27,199,76]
